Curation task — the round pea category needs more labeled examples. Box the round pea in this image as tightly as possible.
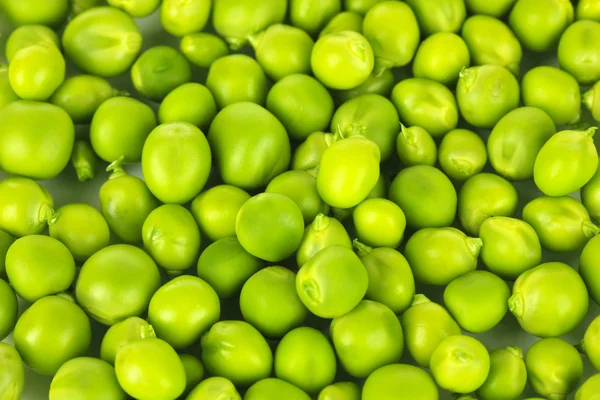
[582,315,600,370]
[14,295,91,375]
[0,65,18,110]
[477,346,527,400]
[158,83,217,130]
[292,131,334,171]
[0,0,68,26]
[0,279,17,341]
[180,354,204,396]
[187,377,241,400]
[201,320,273,387]
[333,68,395,103]
[296,213,352,268]
[558,20,600,84]
[0,176,54,237]
[50,357,126,400]
[413,32,470,86]
[70,0,105,16]
[0,230,14,278]
[62,7,142,77]
[576,374,600,400]
[75,244,161,325]
[584,81,600,122]
[405,0,466,35]
[180,32,229,69]
[353,198,406,248]
[396,125,437,167]
[290,0,340,36]
[148,276,220,348]
[319,382,360,400]
[100,316,156,365]
[71,140,98,182]
[439,129,487,180]
[319,11,363,37]
[0,343,24,400]
[142,122,212,204]
[465,0,516,17]
[108,0,159,18]
[5,24,60,63]
[131,46,191,101]
[577,0,600,21]
[160,0,210,36]
[362,364,438,400]
[246,378,311,400]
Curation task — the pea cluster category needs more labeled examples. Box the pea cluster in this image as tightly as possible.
[1,0,600,399]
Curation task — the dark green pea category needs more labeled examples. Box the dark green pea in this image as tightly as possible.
[439,129,486,181]
[333,68,395,103]
[577,0,600,21]
[100,317,156,365]
[477,347,527,400]
[187,377,241,400]
[319,11,363,37]
[0,343,24,400]
[396,125,437,167]
[292,131,334,171]
[0,65,19,110]
[405,0,466,35]
[180,354,204,396]
[158,83,217,130]
[296,213,352,267]
[0,229,14,278]
[413,32,470,86]
[343,0,385,14]
[180,33,229,69]
[5,24,60,63]
[290,0,340,36]
[465,0,516,17]
[584,81,600,122]
[458,173,518,236]
[558,20,600,84]
[0,279,17,341]
[246,378,311,400]
[582,164,600,221]
[160,0,210,37]
[0,176,54,237]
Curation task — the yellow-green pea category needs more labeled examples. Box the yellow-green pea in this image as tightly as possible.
[0,65,18,110]
[70,0,105,16]
[292,131,334,171]
[405,0,466,35]
[108,0,160,18]
[187,377,241,400]
[353,198,405,248]
[100,317,156,366]
[9,43,65,101]
[319,11,363,37]
[318,382,360,400]
[343,0,385,14]
[180,32,229,69]
[413,32,470,86]
[576,374,600,400]
[558,20,600,84]
[330,174,387,222]
[584,81,600,122]
[296,213,352,268]
[0,279,17,341]
[179,354,204,396]
[465,0,516,17]
[362,364,438,400]
[0,343,24,400]
[579,235,600,305]
[160,0,211,37]
[290,0,340,36]
[5,24,60,63]
[439,128,487,181]
[581,315,600,371]
[245,378,311,400]
[396,125,437,167]
[477,346,527,400]
[577,0,600,21]
[0,0,68,26]
[0,176,54,237]
[158,83,217,130]
[333,68,395,103]
[0,230,14,278]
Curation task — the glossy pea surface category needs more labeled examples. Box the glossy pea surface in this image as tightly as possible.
[49,357,126,400]
[319,382,361,400]
[131,46,191,101]
[180,32,229,69]
[5,24,60,63]
[353,198,405,248]
[0,65,18,110]
[0,176,54,237]
[100,316,156,366]
[579,235,600,305]
[158,83,217,130]
[413,32,470,86]
[0,343,24,400]
[160,0,211,37]
[405,0,466,35]
[187,377,241,400]
[584,81,600,122]
[0,0,68,26]
[362,364,438,400]
[296,213,352,268]
[438,128,487,181]
[292,131,334,171]
[477,347,527,400]
[396,125,437,167]
[245,378,311,400]
[290,0,340,36]
[558,20,600,84]
[108,0,160,18]
[320,11,363,37]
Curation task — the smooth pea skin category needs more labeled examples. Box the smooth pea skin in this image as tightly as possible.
[50,357,126,400]
[292,131,334,171]
[296,213,352,268]
[353,199,406,248]
[131,46,191,101]
[0,279,17,341]
[290,0,340,36]
[391,78,458,137]
[405,0,466,35]
[0,177,54,237]
[458,173,518,236]
[558,20,600,84]
[487,107,556,181]
[413,33,470,86]
[209,102,290,189]
[148,276,220,348]
[0,0,68,26]
[582,316,600,371]
[14,295,91,375]
[510,262,589,337]
[187,377,241,400]
[62,7,142,77]
[0,65,18,110]
[180,355,204,396]
[362,364,439,400]
[160,0,210,37]
[180,33,229,69]
[311,31,374,90]
[334,68,395,103]
[580,235,600,305]
[51,75,120,123]
[108,0,160,18]
[116,338,186,400]
[319,383,360,400]
[0,230,14,278]
[396,125,437,167]
[389,165,457,229]
[521,65,581,125]
[465,0,516,17]
[439,129,487,180]
[158,83,217,130]
[8,43,65,101]
[201,321,273,387]
[267,74,334,141]
[320,11,363,37]
[444,270,510,333]
[142,122,212,204]
[0,100,74,180]
[576,374,600,400]
[75,244,161,325]
[246,378,311,400]
[577,0,600,21]
[142,204,201,273]
[100,317,156,365]
[584,81,600,122]
[5,25,60,63]
[0,343,24,400]
[525,338,583,399]
[477,347,527,400]
[401,294,462,368]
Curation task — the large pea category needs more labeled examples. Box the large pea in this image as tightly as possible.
[319,11,363,37]
[50,357,127,400]
[160,0,210,37]
[290,0,340,36]
[333,68,395,103]
[292,131,334,171]
[100,317,156,365]
[477,346,527,400]
[180,32,229,69]
[319,382,360,400]
[187,377,241,400]
[558,20,600,84]
[0,65,18,110]
[5,24,60,63]
[0,279,17,341]
[580,235,600,305]
[0,177,54,237]
[362,364,438,400]
[296,213,352,268]
[577,0,600,21]
[245,378,311,400]
[0,343,24,400]
[396,125,437,167]
[158,83,217,130]
[465,0,516,17]
[438,128,487,181]
[584,81,600,122]
[405,0,466,35]
[413,32,470,86]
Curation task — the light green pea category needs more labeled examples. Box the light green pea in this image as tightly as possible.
[5,24,60,63]
[319,11,363,37]
[0,65,19,111]
[187,377,241,400]
[160,0,211,37]
[245,378,311,400]
[413,32,470,86]
[343,0,385,14]
[395,125,437,167]
[108,0,160,18]
[362,364,438,400]
[558,20,600,84]
[577,0,600,21]
[581,315,600,370]
[0,176,54,237]
[180,33,229,69]
[465,0,516,17]
[477,347,527,400]
[292,131,334,171]
[580,235,600,305]
[296,213,352,268]
[406,0,466,35]
[0,343,24,400]
[290,0,340,36]
[158,83,217,130]
[438,128,487,181]
[584,81,600,122]
[318,382,360,400]
[9,43,65,101]
[353,199,405,248]
[100,317,156,366]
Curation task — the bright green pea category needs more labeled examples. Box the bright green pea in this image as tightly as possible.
[477,346,527,400]
[62,7,142,77]
[290,0,340,36]
[292,132,334,171]
[582,315,600,370]
[0,279,17,341]
[116,338,186,400]
[187,377,241,400]
[461,15,521,76]
[439,129,487,181]
[576,374,600,400]
[14,295,91,375]
[70,0,104,16]
[353,198,405,248]
[362,364,438,400]
[296,245,368,318]
[405,0,466,35]
[201,320,273,387]
[430,335,490,394]
[521,66,581,125]
[577,0,600,21]
[510,262,588,337]
[413,32,470,86]
[296,213,352,268]
[0,343,24,400]
[160,0,210,37]
[90,96,157,163]
[487,107,556,181]
[0,65,18,110]
[333,68,395,103]
[142,122,212,204]
[311,31,374,90]
[100,317,156,366]
[107,0,159,18]
[343,0,385,14]
[50,357,127,400]
[458,173,518,236]
[525,338,583,398]
[267,74,334,141]
[395,125,437,167]
[208,102,290,189]
[580,235,600,305]
[558,20,600,84]
[391,78,458,137]
[75,244,161,325]
[9,42,64,101]
[0,230,14,278]
[320,11,363,37]
[389,165,457,229]
[142,204,201,273]
[180,32,229,69]
[319,382,360,400]
[401,294,462,368]
[0,0,68,26]
[246,378,311,400]
[5,25,60,63]
[331,300,404,378]
[509,0,574,52]
[148,276,220,348]
[275,327,336,393]
[0,100,74,180]
[131,46,191,101]
[158,83,217,130]
[465,0,516,17]
[0,176,54,237]
[180,354,204,396]
[584,81,600,122]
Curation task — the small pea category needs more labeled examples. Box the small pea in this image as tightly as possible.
[245,378,311,400]
[584,81,600,122]
[160,0,210,37]
[0,0,68,26]
[576,374,600,400]
[413,32,470,86]
[319,382,360,400]
[439,128,487,180]
[5,24,60,63]
[581,315,600,370]
[396,125,437,167]
[290,0,340,36]
[180,354,204,396]
[353,198,406,248]
[0,279,17,341]
[158,83,217,130]
[296,213,352,268]
[477,346,527,400]
[333,68,395,103]
[50,357,127,400]
[0,343,24,400]
[577,0,600,21]
[100,317,156,365]
[362,364,438,400]
[405,0,466,35]
[0,65,19,110]
[319,11,363,37]
[187,377,241,400]
[0,176,54,237]
[9,43,65,101]
[180,32,229,69]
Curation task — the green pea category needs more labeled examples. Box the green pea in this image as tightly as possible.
[521,66,581,125]
[180,354,204,396]
[0,343,24,400]
[107,0,159,18]
[319,383,360,400]
[115,338,186,400]
[292,132,334,171]
[192,185,251,242]
[389,165,457,229]
[576,374,600,400]
[510,262,588,337]
[62,7,142,77]
[330,93,399,161]
[70,0,104,16]
[401,294,462,368]
[457,65,520,128]
[296,245,368,318]
[50,357,127,400]
[0,176,54,237]
[180,32,229,69]
[158,83,217,130]
[212,0,287,49]
[14,295,91,375]
[577,0,600,21]
[477,347,527,400]
[391,78,458,137]
[290,0,340,36]
[0,100,74,180]
[187,377,241,400]
[525,338,583,399]
[131,46,191,101]
[343,0,385,14]
[0,230,14,278]
[90,96,157,163]
[439,129,487,181]
[5,24,60,63]
[142,204,201,274]
[579,235,600,305]
[148,276,220,348]
[296,213,352,268]
[558,20,600,84]
[0,65,18,110]
[246,378,311,400]
[100,317,156,366]
[319,11,363,37]
[353,198,405,248]
[509,0,574,52]
[201,320,273,387]
[487,107,556,181]
[75,244,161,325]
[333,68,395,103]
[582,315,600,370]
[458,173,518,236]
[465,0,516,17]
[583,173,600,224]
[395,125,437,167]
[430,335,490,394]
[160,0,210,37]
[0,279,17,341]
[362,364,438,400]
[311,31,374,90]
[0,0,68,26]
[406,0,466,35]
[584,81,600,122]
[142,122,212,204]
[413,32,470,86]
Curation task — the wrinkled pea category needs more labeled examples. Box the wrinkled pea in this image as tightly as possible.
[438,128,487,181]
[160,0,210,37]
[0,343,24,400]
[158,83,217,130]
[100,317,156,366]
[180,33,229,69]
[333,68,395,103]
[290,0,340,36]
[413,32,470,86]
[395,124,437,167]
[362,364,438,400]
[5,24,60,63]
[406,0,466,35]
[319,11,363,37]
[49,357,126,400]
[0,176,54,237]
[296,213,352,267]
[131,46,191,101]
[477,346,527,400]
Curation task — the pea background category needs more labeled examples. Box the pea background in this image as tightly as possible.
[1,3,600,399]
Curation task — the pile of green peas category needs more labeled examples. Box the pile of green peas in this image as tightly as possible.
[2,0,600,399]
